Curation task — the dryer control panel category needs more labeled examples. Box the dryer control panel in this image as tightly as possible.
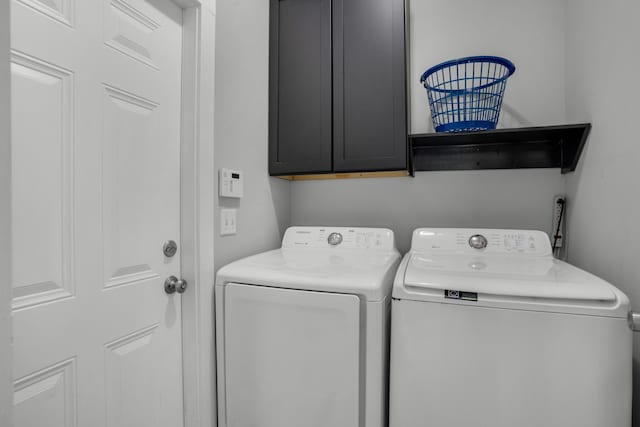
[411,228,552,256]
[283,227,396,251]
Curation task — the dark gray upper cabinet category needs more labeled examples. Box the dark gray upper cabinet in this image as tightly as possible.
[269,0,333,175]
[269,0,407,176]
[332,0,407,172]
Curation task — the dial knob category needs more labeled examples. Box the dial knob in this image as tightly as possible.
[327,232,343,246]
[469,234,488,250]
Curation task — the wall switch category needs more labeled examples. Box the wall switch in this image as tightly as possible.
[219,168,243,198]
[551,195,566,248]
[220,209,237,236]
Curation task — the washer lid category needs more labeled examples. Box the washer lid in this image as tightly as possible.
[216,227,400,301]
[394,228,629,317]
[403,253,617,302]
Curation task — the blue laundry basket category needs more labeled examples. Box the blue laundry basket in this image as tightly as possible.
[420,56,516,133]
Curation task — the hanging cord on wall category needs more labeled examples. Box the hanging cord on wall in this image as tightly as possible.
[552,198,566,256]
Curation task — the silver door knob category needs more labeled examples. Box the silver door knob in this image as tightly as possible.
[176,278,188,294]
[164,276,188,294]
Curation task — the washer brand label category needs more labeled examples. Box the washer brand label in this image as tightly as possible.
[444,290,478,301]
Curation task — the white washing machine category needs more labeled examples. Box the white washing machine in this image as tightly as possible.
[215,226,400,427]
[390,228,632,427]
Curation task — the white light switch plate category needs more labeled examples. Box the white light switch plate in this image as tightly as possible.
[220,209,237,236]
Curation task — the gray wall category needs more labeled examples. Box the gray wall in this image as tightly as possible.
[291,0,567,252]
[0,0,11,422]
[409,0,567,133]
[214,0,291,272]
[291,170,563,253]
[564,1,640,423]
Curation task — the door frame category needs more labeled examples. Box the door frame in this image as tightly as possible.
[1,0,12,424]
[0,1,217,426]
[173,0,217,427]
[174,2,218,427]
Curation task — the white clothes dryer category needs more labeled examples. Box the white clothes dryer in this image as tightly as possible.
[216,227,400,427]
[390,228,632,427]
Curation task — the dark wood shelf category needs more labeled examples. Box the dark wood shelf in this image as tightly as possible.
[409,124,591,174]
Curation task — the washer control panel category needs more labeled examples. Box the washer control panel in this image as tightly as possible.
[283,227,395,250]
[412,228,552,256]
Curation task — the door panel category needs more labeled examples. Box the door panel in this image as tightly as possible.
[13,0,74,28]
[10,1,185,426]
[102,84,162,289]
[105,325,163,427]
[269,0,332,175]
[103,0,162,70]
[13,358,76,427]
[333,0,407,172]
[11,51,74,310]
[223,283,361,427]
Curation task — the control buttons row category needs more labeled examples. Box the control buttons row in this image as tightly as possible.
[458,232,539,253]
[292,229,385,248]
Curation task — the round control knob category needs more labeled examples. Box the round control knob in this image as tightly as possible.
[327,232,343,246]
[469,234,488,250]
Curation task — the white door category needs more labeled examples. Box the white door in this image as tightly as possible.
[218,283,361,427]
[10,1,185,426]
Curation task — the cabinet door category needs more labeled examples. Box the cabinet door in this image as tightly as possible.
[269,0,333,175]
[333,0,407,172]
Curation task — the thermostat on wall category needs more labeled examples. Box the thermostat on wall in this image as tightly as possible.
[219,168,243,198]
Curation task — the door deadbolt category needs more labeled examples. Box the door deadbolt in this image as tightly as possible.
[164,276,187,294]
[163,240,178,257]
